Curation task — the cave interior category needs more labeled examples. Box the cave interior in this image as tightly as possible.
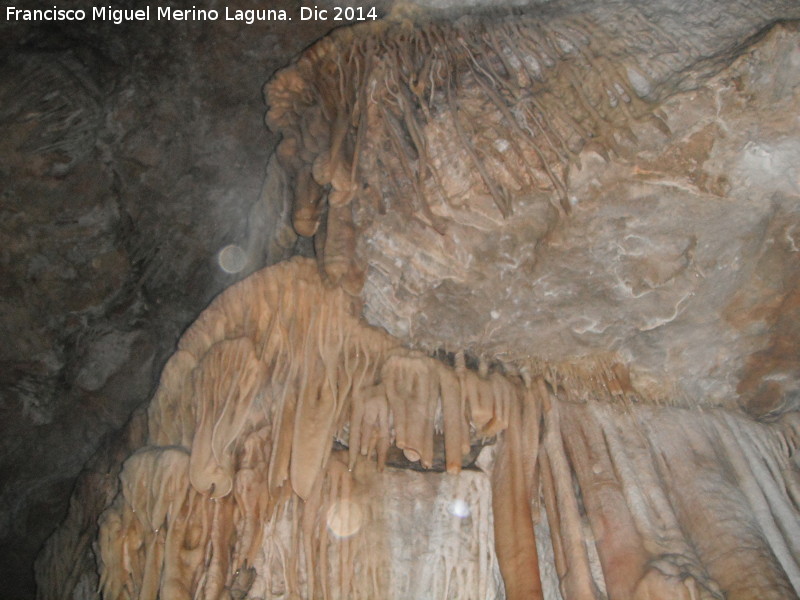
[2,0,800,599]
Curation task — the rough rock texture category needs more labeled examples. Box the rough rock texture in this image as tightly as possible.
[6,0,800,598]
[0,2,388,597]
[34,258,800,600]
[264,2,800,416]
[361,21,800,414]
[33,408,148,600]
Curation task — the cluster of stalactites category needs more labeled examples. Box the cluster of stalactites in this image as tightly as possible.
[95,257,547,600]
[537,399,800,600]
[264,8,671,290]
[78,255,800,600]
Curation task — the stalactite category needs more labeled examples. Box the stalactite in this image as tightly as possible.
[381,351,439,467]
[347,381,391,470]
[642,412,798,599]
[714,414,800,592]
[446,84,512,218]
[536,397,800,600]
[148,350,197,448]
[42,252,800,599]
[520,376,542,509]
[539,378,602,600]
[589,402,718,597]
[292,164,326,238]
[491,380,543,600]
[95,260,686,600]
[93,258,530,599]
[559,401,650,600]
[291,357,336,501]
[188,338,266,499]
[264,6,703,294]
[438,366,467,474]
[322,203,357,286]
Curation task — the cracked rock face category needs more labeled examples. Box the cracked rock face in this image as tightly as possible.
[357,24,800,417]
[262,0,800,417]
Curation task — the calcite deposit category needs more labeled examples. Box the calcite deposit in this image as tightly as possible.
[37,257,800,600]
[26,1,800,599]
[264,1,800,416]
[0,3,354,595]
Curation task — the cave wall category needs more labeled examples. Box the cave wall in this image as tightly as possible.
[0,2,390,597]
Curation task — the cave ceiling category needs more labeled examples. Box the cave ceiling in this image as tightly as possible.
[263,0,800,416]
[1,0,800,598]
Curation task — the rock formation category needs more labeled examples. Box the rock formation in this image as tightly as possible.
[0,3,357,595]
[36,258,800,599]
[27,1,800,599]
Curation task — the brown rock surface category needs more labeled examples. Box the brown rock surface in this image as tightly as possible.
[2,1,800,598]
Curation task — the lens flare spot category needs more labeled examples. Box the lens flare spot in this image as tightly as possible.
[448,498,470,519]
[326,499,363,538]
[217,244,246,274]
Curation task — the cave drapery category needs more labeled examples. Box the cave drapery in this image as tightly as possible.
[36,257,800,600]
[35,2,800,600]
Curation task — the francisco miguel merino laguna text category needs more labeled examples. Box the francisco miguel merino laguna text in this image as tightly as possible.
[5,5,378,24]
